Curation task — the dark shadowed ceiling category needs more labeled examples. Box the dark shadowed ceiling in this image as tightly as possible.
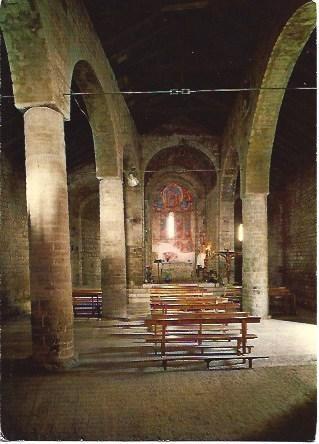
[82,0,315,134]
[1,0,316,172]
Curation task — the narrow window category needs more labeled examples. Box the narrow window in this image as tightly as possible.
[238,223,244,242]
[167,212,175,239]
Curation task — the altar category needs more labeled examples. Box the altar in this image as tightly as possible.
[152,261,194,283]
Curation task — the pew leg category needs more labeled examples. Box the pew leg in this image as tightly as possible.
[236,339,242,355]
[163,359,167,371]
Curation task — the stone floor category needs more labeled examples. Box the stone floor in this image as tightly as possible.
[1,303,317,441]
[2,302,317,370]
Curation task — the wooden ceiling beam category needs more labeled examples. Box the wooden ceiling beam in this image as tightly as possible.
[162,1,209,12]
[110,22,173,65]
[103,11,162,52]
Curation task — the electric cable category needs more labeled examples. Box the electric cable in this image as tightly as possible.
[1,85,316,99]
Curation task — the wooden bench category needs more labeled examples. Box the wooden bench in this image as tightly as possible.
[119,354,268,370]
[150,285,209,295]
[224,286,297,315]
[72,288,102,318]
[224,287,242,306]
[160,354,268,370]
[150,295,225,301]
[144,312,260,356]
[150,300,240,314]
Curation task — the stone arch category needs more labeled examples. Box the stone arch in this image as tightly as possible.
[142,138,219,175]
[70,60,118,178]
[1,1,126,179]
[220,146,240,202]
[243,1,316,194]
[144,144,217,191]
[0,2,56,110]
[146,169,205,201]
[219,145,240,249]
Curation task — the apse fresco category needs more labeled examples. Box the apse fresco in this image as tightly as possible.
[152,183,195,263]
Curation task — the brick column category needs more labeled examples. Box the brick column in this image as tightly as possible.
[24,107,76,369]
[242,193,269,317]
[100,177,127,318]
[124,184,144,287]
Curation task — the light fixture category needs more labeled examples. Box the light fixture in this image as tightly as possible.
[238,224,244,242]
[126,168,140,187]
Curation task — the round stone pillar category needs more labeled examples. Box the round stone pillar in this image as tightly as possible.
[24,107,76,369]
[241,193,269,318]
[99,177,127,318]
[124,183,144,287]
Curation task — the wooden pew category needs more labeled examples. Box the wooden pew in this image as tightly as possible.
[150,294,219,301]
[224,287,242,306]
[150,285,208,294]
[72,288,102,318]
[224,286,297,315]
[150,300,240,314]
[144,312,260,356]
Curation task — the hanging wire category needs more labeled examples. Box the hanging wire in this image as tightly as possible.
[69,89,90,122]
[145,169,216,172]
[62,86,316,96]
[1,85,316,99]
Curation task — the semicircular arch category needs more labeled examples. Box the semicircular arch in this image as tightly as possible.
[220,146,240,202]
[243,1,316,194]
[143,140,219,174]
[70,60,118,178]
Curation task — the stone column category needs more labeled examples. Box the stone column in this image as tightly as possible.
[124,183,144,287]
[24,107,76,369]
[241,193,269,317]
[100,177,127,318]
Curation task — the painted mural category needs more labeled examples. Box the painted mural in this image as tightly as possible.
[152,183,195,263]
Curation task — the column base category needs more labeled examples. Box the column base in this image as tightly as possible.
[32,353,79,372]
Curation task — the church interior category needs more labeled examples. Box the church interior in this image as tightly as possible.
[0,0,317,441]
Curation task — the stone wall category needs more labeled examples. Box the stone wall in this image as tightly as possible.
[0,154,30,316]
[68,163,99,287]
[81,198,100,287]
[268,163,316,309]
[268,195,284,287]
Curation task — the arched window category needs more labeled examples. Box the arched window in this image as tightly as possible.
[167,212,175,239]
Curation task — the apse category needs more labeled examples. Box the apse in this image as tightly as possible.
[152,182,195,263]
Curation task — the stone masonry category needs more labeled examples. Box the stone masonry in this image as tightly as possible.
[242,193,269,318]
[24,107,75,368]
[100,177,127,318]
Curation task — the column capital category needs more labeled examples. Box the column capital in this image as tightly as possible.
[24,105,65,119]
